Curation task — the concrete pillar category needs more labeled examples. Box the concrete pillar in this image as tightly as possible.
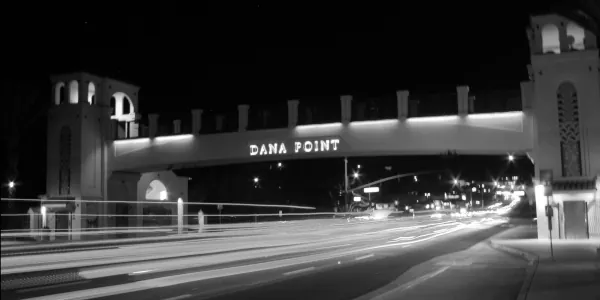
[191,109,203,134]
[173,119,181,134]
[287,100,299,128]
[396,90,409,120]
[78,79,89,105]
[341,95,352,123]
[148,114,159,138]
[238,105,249,132]
[457,86,470,116]
[558,24,569,53]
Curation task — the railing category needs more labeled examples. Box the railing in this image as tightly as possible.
[352,92,397,121]
[471,89,522,113]
[298,95,341,125]
[411,92,459,117]
[247,102,287,130]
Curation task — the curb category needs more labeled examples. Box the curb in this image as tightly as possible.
[488,240,539,300]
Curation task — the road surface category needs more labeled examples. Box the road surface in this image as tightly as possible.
[1,215,523,300]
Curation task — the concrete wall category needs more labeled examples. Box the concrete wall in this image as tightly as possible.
[112,111,533,172]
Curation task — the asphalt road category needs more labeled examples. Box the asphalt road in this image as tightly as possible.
[1,216,521,300]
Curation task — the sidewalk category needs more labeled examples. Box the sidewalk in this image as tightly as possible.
[356,226,531,300]
[490,226,600,300]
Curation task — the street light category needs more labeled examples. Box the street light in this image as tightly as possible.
[357,164,361,169]
[353,172,359,179]
[253,177,259,183]
[508,155,514,161]
[277,162,282,168]
[8,181,15,189]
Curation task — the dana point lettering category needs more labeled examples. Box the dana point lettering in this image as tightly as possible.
[249,138,341,156]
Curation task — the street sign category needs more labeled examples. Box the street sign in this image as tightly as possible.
[353,196,362,202]
[364,187,380,193]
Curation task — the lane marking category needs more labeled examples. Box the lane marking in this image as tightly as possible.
[163,294,192,300]
[130,269,155,275]
[283,267,315,276]
[355,254,374,261]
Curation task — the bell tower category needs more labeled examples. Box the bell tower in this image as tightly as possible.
[527,14,600,239]
[46,72,140,237]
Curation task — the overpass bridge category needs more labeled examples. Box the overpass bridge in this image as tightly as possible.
[34,13,600,240]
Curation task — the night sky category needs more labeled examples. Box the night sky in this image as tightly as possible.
[2,2,562,201]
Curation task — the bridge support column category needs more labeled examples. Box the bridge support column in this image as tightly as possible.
[238,105,249,132]
[148,114,159,138]
[396,90,409,120]
[457,86,470,116]
[340,95,352,123]
[107,171,142,230]
[191,109,203,134]
[287,100,299,128]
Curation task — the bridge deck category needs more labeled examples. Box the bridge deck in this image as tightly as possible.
[112,111,533,172]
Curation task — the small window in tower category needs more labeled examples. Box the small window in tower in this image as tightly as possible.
[541,24,560,54]
[566,22,585,51]
[88,82,96,104]
[110,96,116,115]
[55,82,65,105]
[123,97,131,114]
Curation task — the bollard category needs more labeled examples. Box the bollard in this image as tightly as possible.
[177,198,183,234]
[198,210,204,233]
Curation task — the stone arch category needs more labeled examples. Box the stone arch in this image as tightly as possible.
[68,80,79,104]
[556,82,582,177]
[566,22,585,51]
[541,23,560,54]
[110,92,135,117]
[54,82,65,105]
[58,126,72,195]
[88,82,96,104]
[146,179,168,200]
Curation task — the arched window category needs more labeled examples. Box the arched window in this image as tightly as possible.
[542,24,560,54]
[68,80,79,104]
[54,82,65,105]
[110,96,116,115]
[146,180,168,200]
[88,82,96,104]
[58,126,72,195]
[566,22,585,51]
[556,82,582,177]
[123,96,131,114]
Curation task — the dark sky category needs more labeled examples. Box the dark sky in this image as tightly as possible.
[6,2,565,113]
[1,2,561,200]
